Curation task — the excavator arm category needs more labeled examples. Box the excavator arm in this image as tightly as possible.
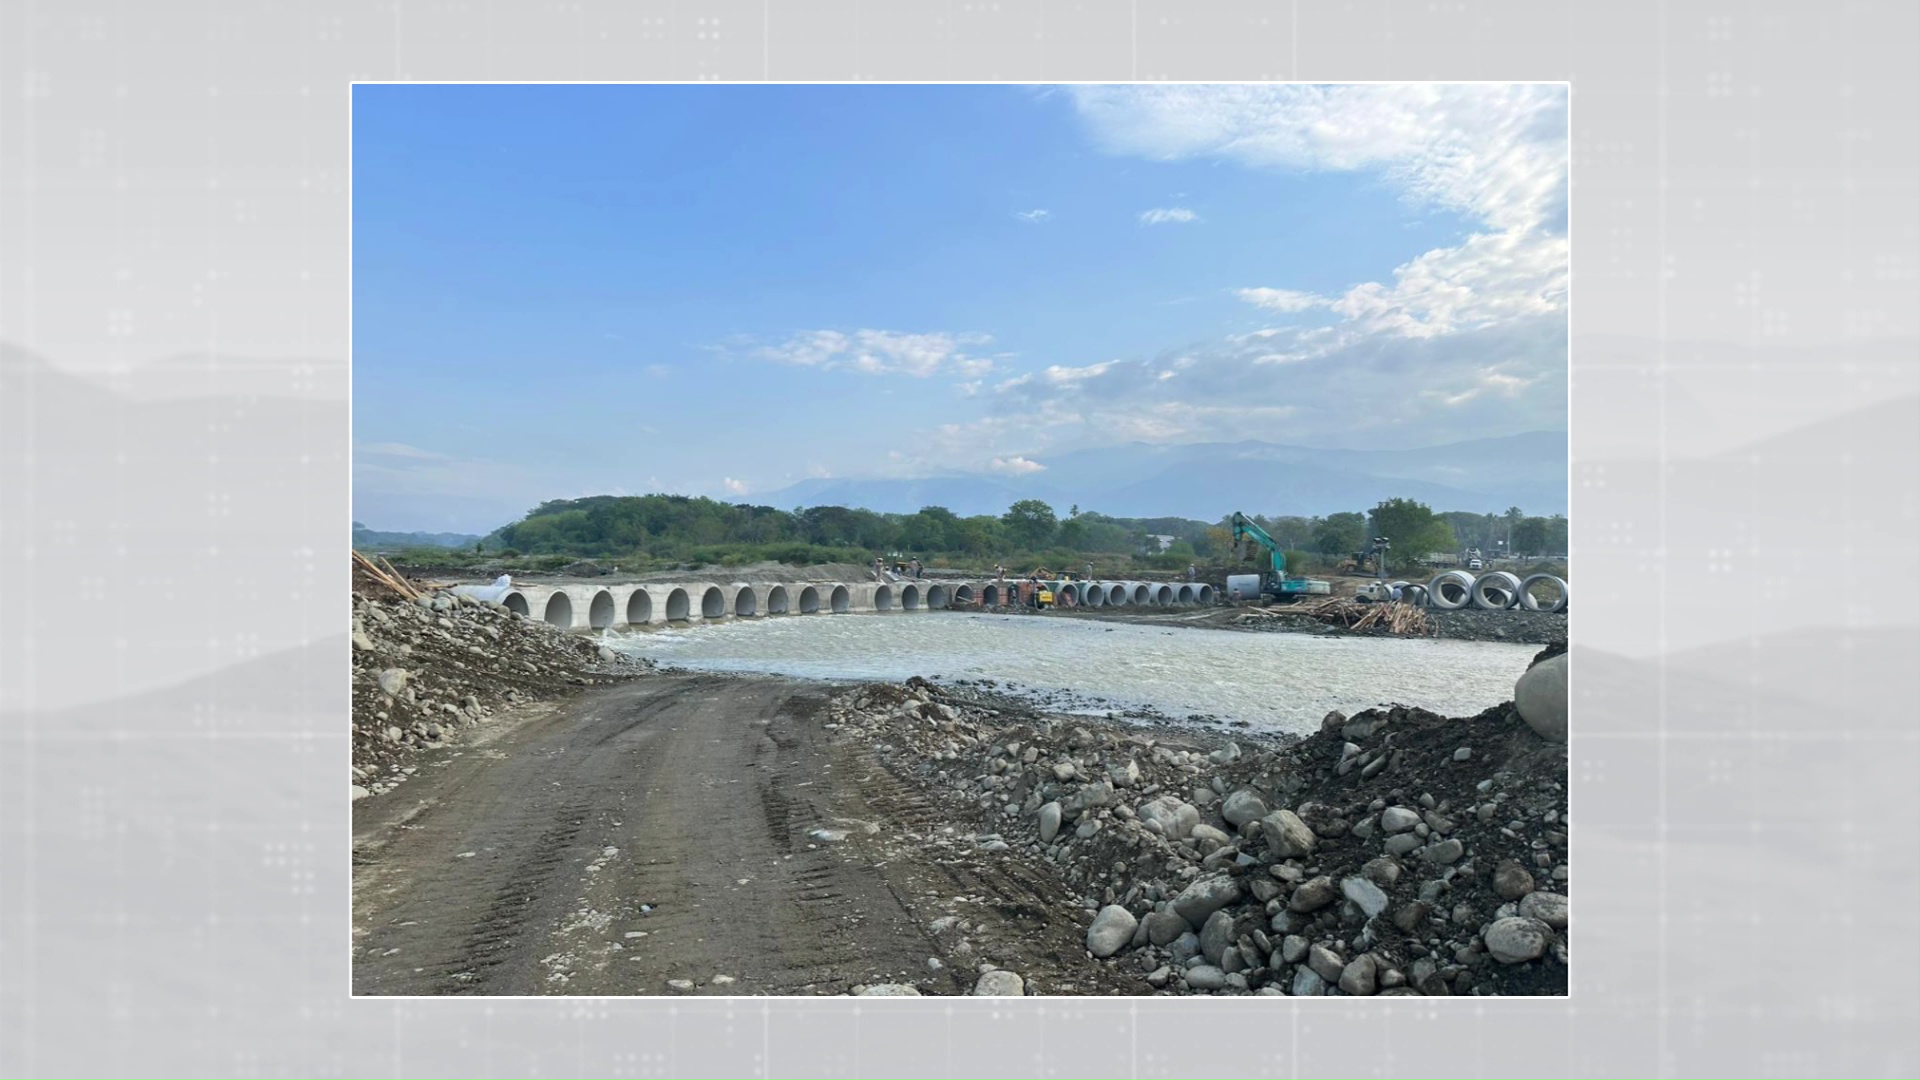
[1229,512,1286,578]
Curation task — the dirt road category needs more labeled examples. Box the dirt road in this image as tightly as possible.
[351,673,1142,996]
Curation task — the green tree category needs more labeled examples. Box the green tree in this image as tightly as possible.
[1312,512,1367,556]
[1512,516,1550,557]
[1001,499,1058,550]
[1369,498,1458,572]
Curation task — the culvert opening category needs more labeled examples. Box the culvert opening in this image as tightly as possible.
[666,588,690,621]
[701,587,725,619]
[1153,585,1174,606]
[589,590,616,629]
[797,586,820,614]
[544,593,573,628]
[927,584,949,609]
[901,585,921,611]
[1131,584,1151,605]
[874,585,894,611]
[767,586,789,614]
[734,588,757,617]
[953,585,973,605]
[1105,584,1127,605]
[1196,584,1215,604]
[1083,585,1106,607]
[1176,585,1195,604]
[627,589,652,625]
[983,584,1000,606]
[504,592,530,617]
[829,585,850,613]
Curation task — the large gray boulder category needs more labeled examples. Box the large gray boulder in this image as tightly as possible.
[1086,905,1138,958]
[1514,652,1568,742]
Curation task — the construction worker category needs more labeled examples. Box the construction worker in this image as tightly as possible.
[1085,561,1095,582]
[1187,563,1198,582]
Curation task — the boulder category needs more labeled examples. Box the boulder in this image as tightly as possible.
[1170,875,1242,929]
[1137,796,1200,840]
[1260,810,1317,859]
[972,970,1026,996]
[1086,905,1138,958]
[1221,789,1269,828]
[1484,917,1553,964]
[1514,652,1569,742]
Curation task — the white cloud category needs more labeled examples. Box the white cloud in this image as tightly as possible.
[749,328,998,378]
[644,363,671,377]
[722,477,748,495]
[1040,360,1116,386]
[987,455,1046,475]
[1139,206,1200,225]
[356,441,450,463]
[1235,287,1330,313]
[1015,208,1052,223]
[1073,84,1568,344]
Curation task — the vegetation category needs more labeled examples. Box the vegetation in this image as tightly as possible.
[348,493,1570,579]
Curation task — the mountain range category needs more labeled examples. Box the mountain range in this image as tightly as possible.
[760,430,1570,520]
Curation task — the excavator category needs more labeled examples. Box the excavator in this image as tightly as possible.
[1227,512,1327,602]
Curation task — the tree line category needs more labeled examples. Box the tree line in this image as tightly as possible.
[470,493,1566,574]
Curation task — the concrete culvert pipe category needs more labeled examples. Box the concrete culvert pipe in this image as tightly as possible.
[953,584,974,605]
[732,587,757,617]
[1429,571,1474,610]
[1153,584,1175,606]
[982,584,1001,607]
[1081,583,1106,607]
[626,589,652,625]
[767,585,789,614]
[503,592,530,617]
[1472,570,1523,610]
[829,585,850,613]
[797,585,820,613]
[666,587,691,621]
[1399,583,1430,607]
[1519,573,1569,614]
[1195,584,1216,604]
[874,585,894,611]
[927,584,950,609]
[701,586,726,619]
[901,584,921,611]
[1176,584,1195,604]
[589,590,616,629]
[543,592,573,628]
[1130,583,1151,605]
[1104,583,1126,606]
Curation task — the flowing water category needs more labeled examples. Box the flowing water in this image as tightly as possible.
[603,612,1537,736]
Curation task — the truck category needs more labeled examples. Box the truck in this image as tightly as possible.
[1227,511,1328,602]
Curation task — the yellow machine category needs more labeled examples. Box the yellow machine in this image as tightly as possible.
[1037,588,1054,607]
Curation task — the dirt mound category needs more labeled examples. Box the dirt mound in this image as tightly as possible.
[350,588,652,799]
[829,662,1568,996]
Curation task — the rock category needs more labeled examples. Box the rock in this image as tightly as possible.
[1492,859,1537,901]
[1379,806,1421,834]
[1143,911,1189,947]
[1514,653,1569,741]
[1221,789,1269,828]
[1208,742,1241,765]
[855,983,923,996]
[1145,965,1172,987]
[711,974,736,986]
[1086,905,1138,958]
[1185,965,1228,991]
[376,669,409,697]
[1137,796,1200,840]
[1360,857,1402,888]
[1062,781,1115,818]
[1171,874,1242,924]
[1037,801,1063,843]
[1188,823,1232,853]
[1288,876,1339,913]
[1168,932,1203,965]
[383,725,403,744]
[1307,944,1345,983]
[1278,933,1308,963]
[1392,901,1431,933]
[1260,810,1317,859]
[1052,762,1077,782]
[1290,966,1326,996]
[1338,953,1379,996]
[1453,747,1473,762]
[1484,917,1553,964]
[972,970,1025,996]
[1340,877,1389,919]
[350,785,371,801]
[1199,910,1235,966]
[1384,833,1422,856]
[1517,891,1569,930]
[1424,839,1465,864]
[1109,759,1141,787]
[666,979,695,993]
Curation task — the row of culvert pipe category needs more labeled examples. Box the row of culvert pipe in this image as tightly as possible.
[1379,570,1568,613]
[447,577,1216,632]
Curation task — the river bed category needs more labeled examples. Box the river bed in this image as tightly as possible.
[602,611,1536,736]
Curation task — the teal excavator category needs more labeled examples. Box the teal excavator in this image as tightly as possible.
[1228,511,1319,601]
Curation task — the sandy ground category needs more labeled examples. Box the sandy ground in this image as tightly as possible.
[351,672,1146,997]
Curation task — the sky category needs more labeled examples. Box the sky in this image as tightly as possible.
[352,83,1569,534]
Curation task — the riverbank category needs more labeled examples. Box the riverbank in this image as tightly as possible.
[1014,599,1569,645]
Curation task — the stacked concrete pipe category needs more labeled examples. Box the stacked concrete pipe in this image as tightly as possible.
[1471,570,1523,610]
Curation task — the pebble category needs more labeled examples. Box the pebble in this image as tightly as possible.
[1484,917,1553,964]
[1199,910,1235,965]
[1037,801,1063,843]
[1184,965,1228,991]
[854,983,922,996]
[351,785,371,801]
[1086,905,1138,959]
[1340,876,1389,919]
[1383,833,1422,857]
[1261,810,1317,859]
[666,979,694,993]
[1221,789,1269,828]
[1338,954,1379,996]
[1453,747,1473,762]
[1307,944,1345,983]
[1142,911,1188,946]
[1288,876,1339,913]
[1171,875,1243,928]
[1290,966,1326,996]
[1517,891,1569,930]
[1281,934,1309,963]
[1424,839,1465,864]
[1492,859,1537,901]
[1380,807,1421,834]
[972,970,1025,996]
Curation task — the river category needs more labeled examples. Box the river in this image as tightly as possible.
[601,611,1536,736]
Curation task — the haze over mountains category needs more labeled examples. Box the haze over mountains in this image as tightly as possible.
[761,430,1570,520]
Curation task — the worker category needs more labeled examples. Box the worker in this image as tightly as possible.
[1187,563,1198,582]
[1085,561,1095,582]
[910,558,923,580]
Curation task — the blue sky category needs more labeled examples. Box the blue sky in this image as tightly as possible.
[353,84,1568,533]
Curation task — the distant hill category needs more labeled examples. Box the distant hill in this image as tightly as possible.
[351,522,482,550]
[761,430,1569,519]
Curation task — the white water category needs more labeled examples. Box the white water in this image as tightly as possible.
[603,612,1536,736]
